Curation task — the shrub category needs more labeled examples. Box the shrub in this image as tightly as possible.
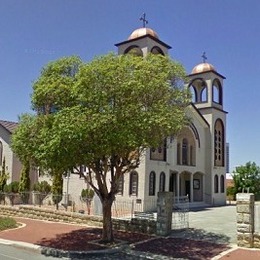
[33,181,51,193]
[0,217,17,231]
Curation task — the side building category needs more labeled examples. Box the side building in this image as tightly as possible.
[0,120,38,189]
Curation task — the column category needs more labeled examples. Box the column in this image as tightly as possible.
[236,193,254,248]
[190,174,193,202]
[156,192,173,236]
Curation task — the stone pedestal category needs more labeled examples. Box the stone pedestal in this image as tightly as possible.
[156,192,173,236]
[236,193,254,248]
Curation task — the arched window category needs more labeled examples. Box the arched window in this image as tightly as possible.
[129,171,138,196]
[201,85,207,102]
[214,119,225,166]
[149,171,156,196]
[189,86,197,103]
[0,141,3,165]
[117,175,124,195]
[124,45,143,56]
[159,172,166,192]
[182,138,188,165]
[189,79,207,103]
[212,79,223,105]
[214,174,219,193]
[151,46,164,55]
[220,175,225,193]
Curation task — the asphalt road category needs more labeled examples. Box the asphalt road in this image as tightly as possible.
[0,244,64,260]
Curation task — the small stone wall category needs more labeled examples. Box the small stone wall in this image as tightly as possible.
[0,205,156,235]
[113,218,156,235]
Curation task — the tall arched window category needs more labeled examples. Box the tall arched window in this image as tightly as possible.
[214,119,225,166]
[220,175,225,193]
[149,171,156,196]
[212,79,223,105]
[214,174,219,193]
[117,175,124,195]
[129,171,138,196]
[159,172,166,192]
[0,141,3,165]
[182,138,188,165]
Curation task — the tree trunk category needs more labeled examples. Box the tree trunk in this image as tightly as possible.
[101,197,114,242]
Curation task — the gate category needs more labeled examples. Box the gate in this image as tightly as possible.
[172,195,189,229]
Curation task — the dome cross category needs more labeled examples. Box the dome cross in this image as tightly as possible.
[202,52,207,63]
[140,13,148,28]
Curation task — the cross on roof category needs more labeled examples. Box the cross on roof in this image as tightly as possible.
[202,52,207,63]
[140,13,148,28]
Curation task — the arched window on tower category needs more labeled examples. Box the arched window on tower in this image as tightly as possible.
[124,45,143,56]
[159,172,166,192]
[214,119,225,167]
[189,86,197,103]
[201,82,207,102]
[212,79,223,105]
[149,171,156,196]
[151,46,164,55]
[189,79,208,103]
[214,174,219,193]
[129,171,138,196]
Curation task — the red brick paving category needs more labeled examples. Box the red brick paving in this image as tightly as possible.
[1,217,260,259]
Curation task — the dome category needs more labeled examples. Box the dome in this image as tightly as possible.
[128,27,159,40]
[191,62,216,74]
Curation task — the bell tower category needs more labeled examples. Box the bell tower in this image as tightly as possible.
[115,14,171,56]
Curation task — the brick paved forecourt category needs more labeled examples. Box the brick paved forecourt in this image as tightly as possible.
[0,206,260,259]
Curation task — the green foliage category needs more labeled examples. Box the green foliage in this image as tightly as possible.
[81,188,94,199]
[4,181,19,193]
[226,186,236,200]
[0,157,9,192]
[11,53,190,241]
[33,180,51,193]
[19,162,31,192]
[232,162,260,196]
[51,171,63,209]
[0,217,17,231]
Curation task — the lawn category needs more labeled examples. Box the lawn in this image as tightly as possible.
[0,216,17,231]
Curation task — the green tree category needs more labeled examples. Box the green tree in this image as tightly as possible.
[81,188,95,215]
[0,157,8,192]
[11,53,190,242]
[51,170,63,210]
[18,161,31,203]
[232,162,260,197]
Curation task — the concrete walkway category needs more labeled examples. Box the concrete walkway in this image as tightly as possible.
[170,205,237,245]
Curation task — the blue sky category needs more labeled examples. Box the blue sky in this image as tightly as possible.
[0,1,259,171]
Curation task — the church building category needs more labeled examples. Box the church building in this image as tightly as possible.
[65,24,227,210]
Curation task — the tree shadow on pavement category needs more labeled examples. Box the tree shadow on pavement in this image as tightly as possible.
[170,228,231,244]
[37,227,153,252]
